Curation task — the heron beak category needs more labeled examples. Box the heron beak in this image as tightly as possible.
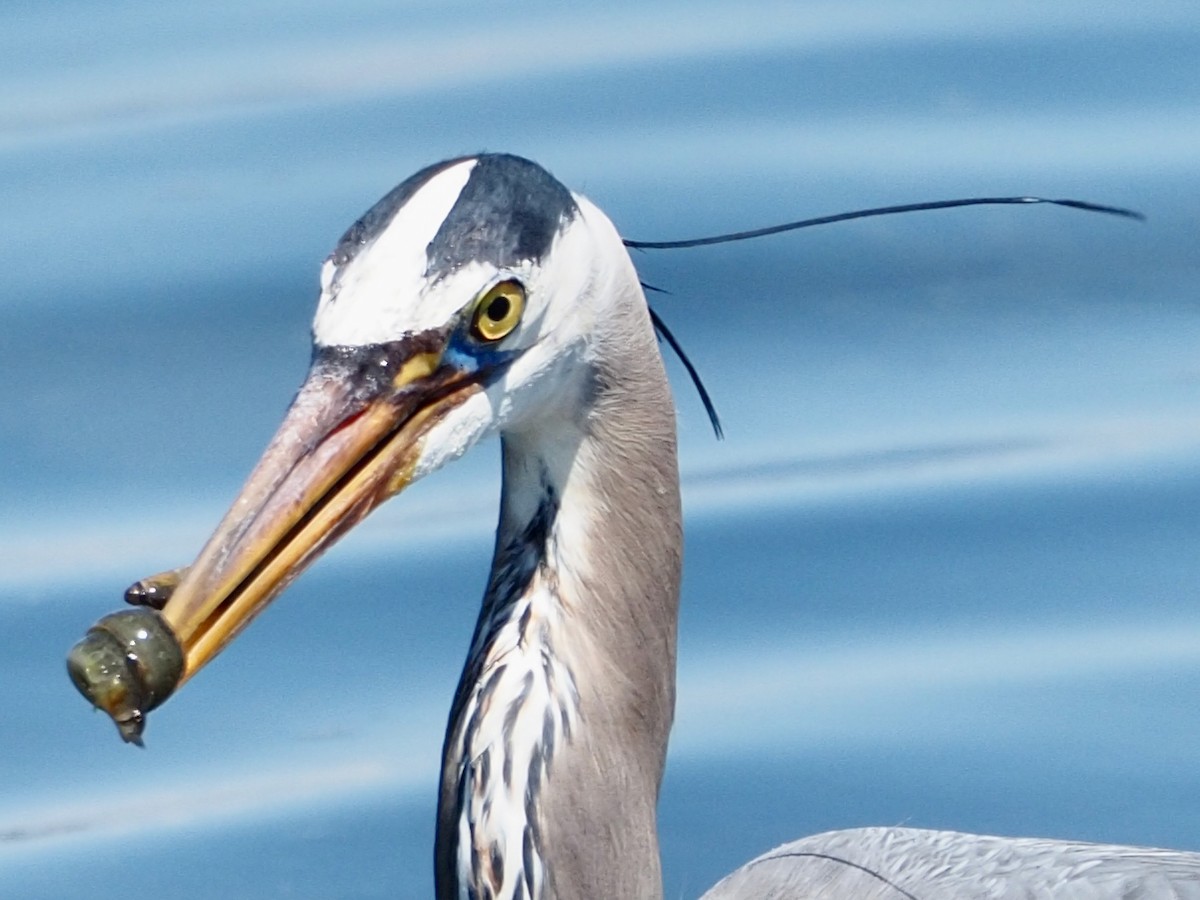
[155,328,482,684]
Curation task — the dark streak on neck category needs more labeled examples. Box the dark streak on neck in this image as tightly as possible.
[437,477,562,900]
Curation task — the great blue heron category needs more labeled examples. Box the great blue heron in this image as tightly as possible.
[69,154,1200,897]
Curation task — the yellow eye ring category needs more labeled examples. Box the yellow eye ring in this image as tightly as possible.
[470,280,526,342]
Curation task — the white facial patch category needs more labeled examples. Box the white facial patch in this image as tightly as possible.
[312,158,477,347]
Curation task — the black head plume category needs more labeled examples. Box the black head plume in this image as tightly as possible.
[632,195,1143,439]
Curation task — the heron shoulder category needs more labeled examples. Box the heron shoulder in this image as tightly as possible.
[699,826,1200,899]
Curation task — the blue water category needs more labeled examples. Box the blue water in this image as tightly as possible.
[2,1,1200,896]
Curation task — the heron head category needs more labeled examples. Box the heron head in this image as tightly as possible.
[145,154,641,691]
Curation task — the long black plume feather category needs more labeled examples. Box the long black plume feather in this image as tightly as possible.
[624,196,1142,250]
[634,194,1142,440]
[648,307,723,439]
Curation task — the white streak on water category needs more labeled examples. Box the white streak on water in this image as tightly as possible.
[0,759,401,858]
[1,0,1195,144]
[5,413,1200,596]
[564,109,1200,181]
[683,414,1200,518]
[8,614,1198,857]
[675,617,1200,756]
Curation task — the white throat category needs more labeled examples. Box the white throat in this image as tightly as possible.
[447,424,596,900]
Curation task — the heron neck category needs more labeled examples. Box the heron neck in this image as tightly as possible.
[435,322,682,900]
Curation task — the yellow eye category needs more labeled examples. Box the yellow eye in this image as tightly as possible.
[470,280,526,342]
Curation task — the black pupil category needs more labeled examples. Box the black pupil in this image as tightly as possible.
[485,295,511,322]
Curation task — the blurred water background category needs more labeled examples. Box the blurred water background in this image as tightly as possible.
[2,1,1200,896]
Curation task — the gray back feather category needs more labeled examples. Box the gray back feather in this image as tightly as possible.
[700,827,1200,899]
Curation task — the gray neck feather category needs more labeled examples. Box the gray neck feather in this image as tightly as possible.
[435,299,682,900]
